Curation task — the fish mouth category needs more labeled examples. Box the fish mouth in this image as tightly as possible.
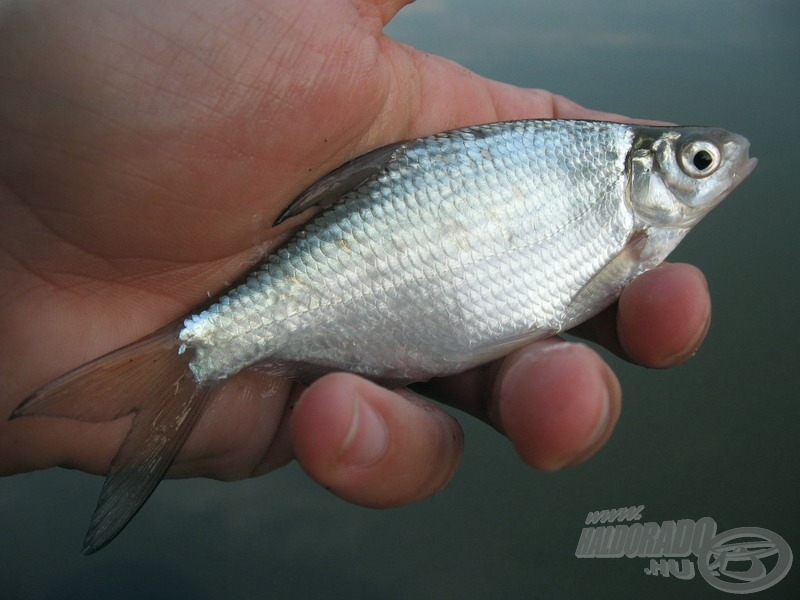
[726,156,758,194]
[732,134,757,186]
[717,132,757,194]
[739,154,758,180]
[721,132,757,195]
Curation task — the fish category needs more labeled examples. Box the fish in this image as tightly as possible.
[10,119,756,554]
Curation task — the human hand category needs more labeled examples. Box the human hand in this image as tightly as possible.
[0,0,710,508]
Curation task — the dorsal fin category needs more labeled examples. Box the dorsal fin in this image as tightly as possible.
[273,140,409,226]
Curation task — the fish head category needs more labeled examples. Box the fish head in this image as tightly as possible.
[628,126,757,228]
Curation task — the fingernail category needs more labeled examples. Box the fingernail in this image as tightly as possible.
[338,393,389,467]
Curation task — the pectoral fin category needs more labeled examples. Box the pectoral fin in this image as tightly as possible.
[561,230,650,329]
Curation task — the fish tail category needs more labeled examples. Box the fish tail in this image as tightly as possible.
[10,323,217,555]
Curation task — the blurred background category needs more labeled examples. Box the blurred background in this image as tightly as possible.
[2,1,797,598]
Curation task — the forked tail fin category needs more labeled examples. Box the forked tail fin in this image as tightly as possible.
[10,325,218,555]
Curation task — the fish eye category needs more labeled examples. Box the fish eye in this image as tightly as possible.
[679,139,721,178]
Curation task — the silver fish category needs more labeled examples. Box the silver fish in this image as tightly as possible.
[11,119,756,553]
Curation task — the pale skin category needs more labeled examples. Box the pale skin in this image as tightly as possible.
[0,0,711,508]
